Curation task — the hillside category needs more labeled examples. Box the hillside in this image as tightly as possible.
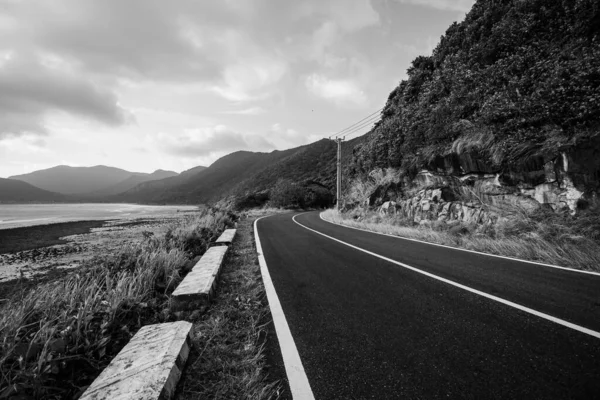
[179,165,207,178]
[350,0,600,212]
[116,139,363,205]
[118,148,299,204]
[91,169,178,196]
[0,178,65,203]
[231,136,363,194]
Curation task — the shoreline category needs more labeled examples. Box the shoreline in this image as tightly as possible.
[0,212,199,298]
[0,220,109,254]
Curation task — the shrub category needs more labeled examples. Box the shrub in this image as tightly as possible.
[233,192,270,211]
[269,179,334,209]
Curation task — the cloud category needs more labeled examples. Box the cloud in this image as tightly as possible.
[222,107,266,115]
[393,0,475,13]
[211,58,287,102]
[0,0,465,176]
[268,123,323,149]
[322,0,380,32]
[6,0,221,82]
[0,54,132,138]
[305,74,367,107]
[0,133,48,154]
[155,125,274,158]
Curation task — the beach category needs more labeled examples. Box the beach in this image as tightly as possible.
[0,204,200,297]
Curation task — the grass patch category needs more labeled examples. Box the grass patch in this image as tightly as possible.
[322,208,600,272]
[0,208,233,399]
[176,216,282,400]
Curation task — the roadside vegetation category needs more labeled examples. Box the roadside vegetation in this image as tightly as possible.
[232,178,334,211]
[0,207,233,399]
[353,0,600,176]
[176,215,283,400]
[323,206,600,272]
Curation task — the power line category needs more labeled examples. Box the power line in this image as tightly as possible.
[329,114,379,141]
[338,116,380,139]
[330,108,381,139]
[329,107,383,139]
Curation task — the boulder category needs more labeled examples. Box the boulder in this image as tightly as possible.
[379,201,398,215]
[430,188,442,202]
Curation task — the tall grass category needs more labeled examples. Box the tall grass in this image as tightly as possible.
[177,217,281,399]
[322,208,600,272]
[0,208,233,399]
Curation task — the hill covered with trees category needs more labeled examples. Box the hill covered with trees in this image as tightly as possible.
[353,0,600,198]
[114,137,364,208]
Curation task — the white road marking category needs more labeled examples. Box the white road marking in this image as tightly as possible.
[320,212,600,277]
[294,214,600,340]
[254,216,316,400]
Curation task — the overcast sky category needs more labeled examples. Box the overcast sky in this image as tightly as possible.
[0,0,473,177]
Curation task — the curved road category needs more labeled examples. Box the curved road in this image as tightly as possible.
[257,211,600,399]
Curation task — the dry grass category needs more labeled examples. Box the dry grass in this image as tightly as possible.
[176,216,282,400]
[322,208,600,272]
[0,208,233,399]
[244,207,286,218]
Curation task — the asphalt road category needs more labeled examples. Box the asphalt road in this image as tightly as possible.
[257,211,600,400]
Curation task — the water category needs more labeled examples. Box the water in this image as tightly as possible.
[0,203,199,229]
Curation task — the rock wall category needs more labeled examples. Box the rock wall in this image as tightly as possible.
[390,189,499,225]
[372,136,600,224]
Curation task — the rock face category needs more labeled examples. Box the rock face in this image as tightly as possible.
[378,201,398,215]
[394,189,499,225]
[367,137,600,224]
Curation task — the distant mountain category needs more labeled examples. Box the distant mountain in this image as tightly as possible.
[116,138,364,205]
[149,169,179,180]
[0,178,65,203]
[91,169,178,196]
[9,165,138,194]
[9,166,178,196]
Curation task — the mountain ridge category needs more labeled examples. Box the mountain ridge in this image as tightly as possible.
[9,165,179,196]
[0,178,65,203]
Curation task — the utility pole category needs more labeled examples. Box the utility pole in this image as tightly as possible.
[336,137,343,211]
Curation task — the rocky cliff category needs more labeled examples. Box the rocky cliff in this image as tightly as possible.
[365,134,600,225]
[351,0,600,222]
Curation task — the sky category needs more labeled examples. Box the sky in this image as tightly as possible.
[0,0,474,177]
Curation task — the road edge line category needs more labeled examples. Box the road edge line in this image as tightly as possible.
[254,216,316,400]
[319,212,600,277]
[294,214,600,340]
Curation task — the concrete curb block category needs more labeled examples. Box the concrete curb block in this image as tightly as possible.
[214,228,236,246]
[80,321,193,400]
[171,245,229,311]
[81,228,239,399]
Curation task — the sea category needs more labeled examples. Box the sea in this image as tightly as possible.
[0,203,199,230]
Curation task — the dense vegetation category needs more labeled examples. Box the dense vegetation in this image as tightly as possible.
[0,208,233,399]
[354,0,600,176]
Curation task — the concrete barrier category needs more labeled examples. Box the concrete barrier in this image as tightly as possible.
[80,321,192,400]
[171,245,228,311]
[214,228,236,246]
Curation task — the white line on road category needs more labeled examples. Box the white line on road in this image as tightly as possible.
[319,212,600,277]
[254,216,316,400]
[294,213,600,340]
